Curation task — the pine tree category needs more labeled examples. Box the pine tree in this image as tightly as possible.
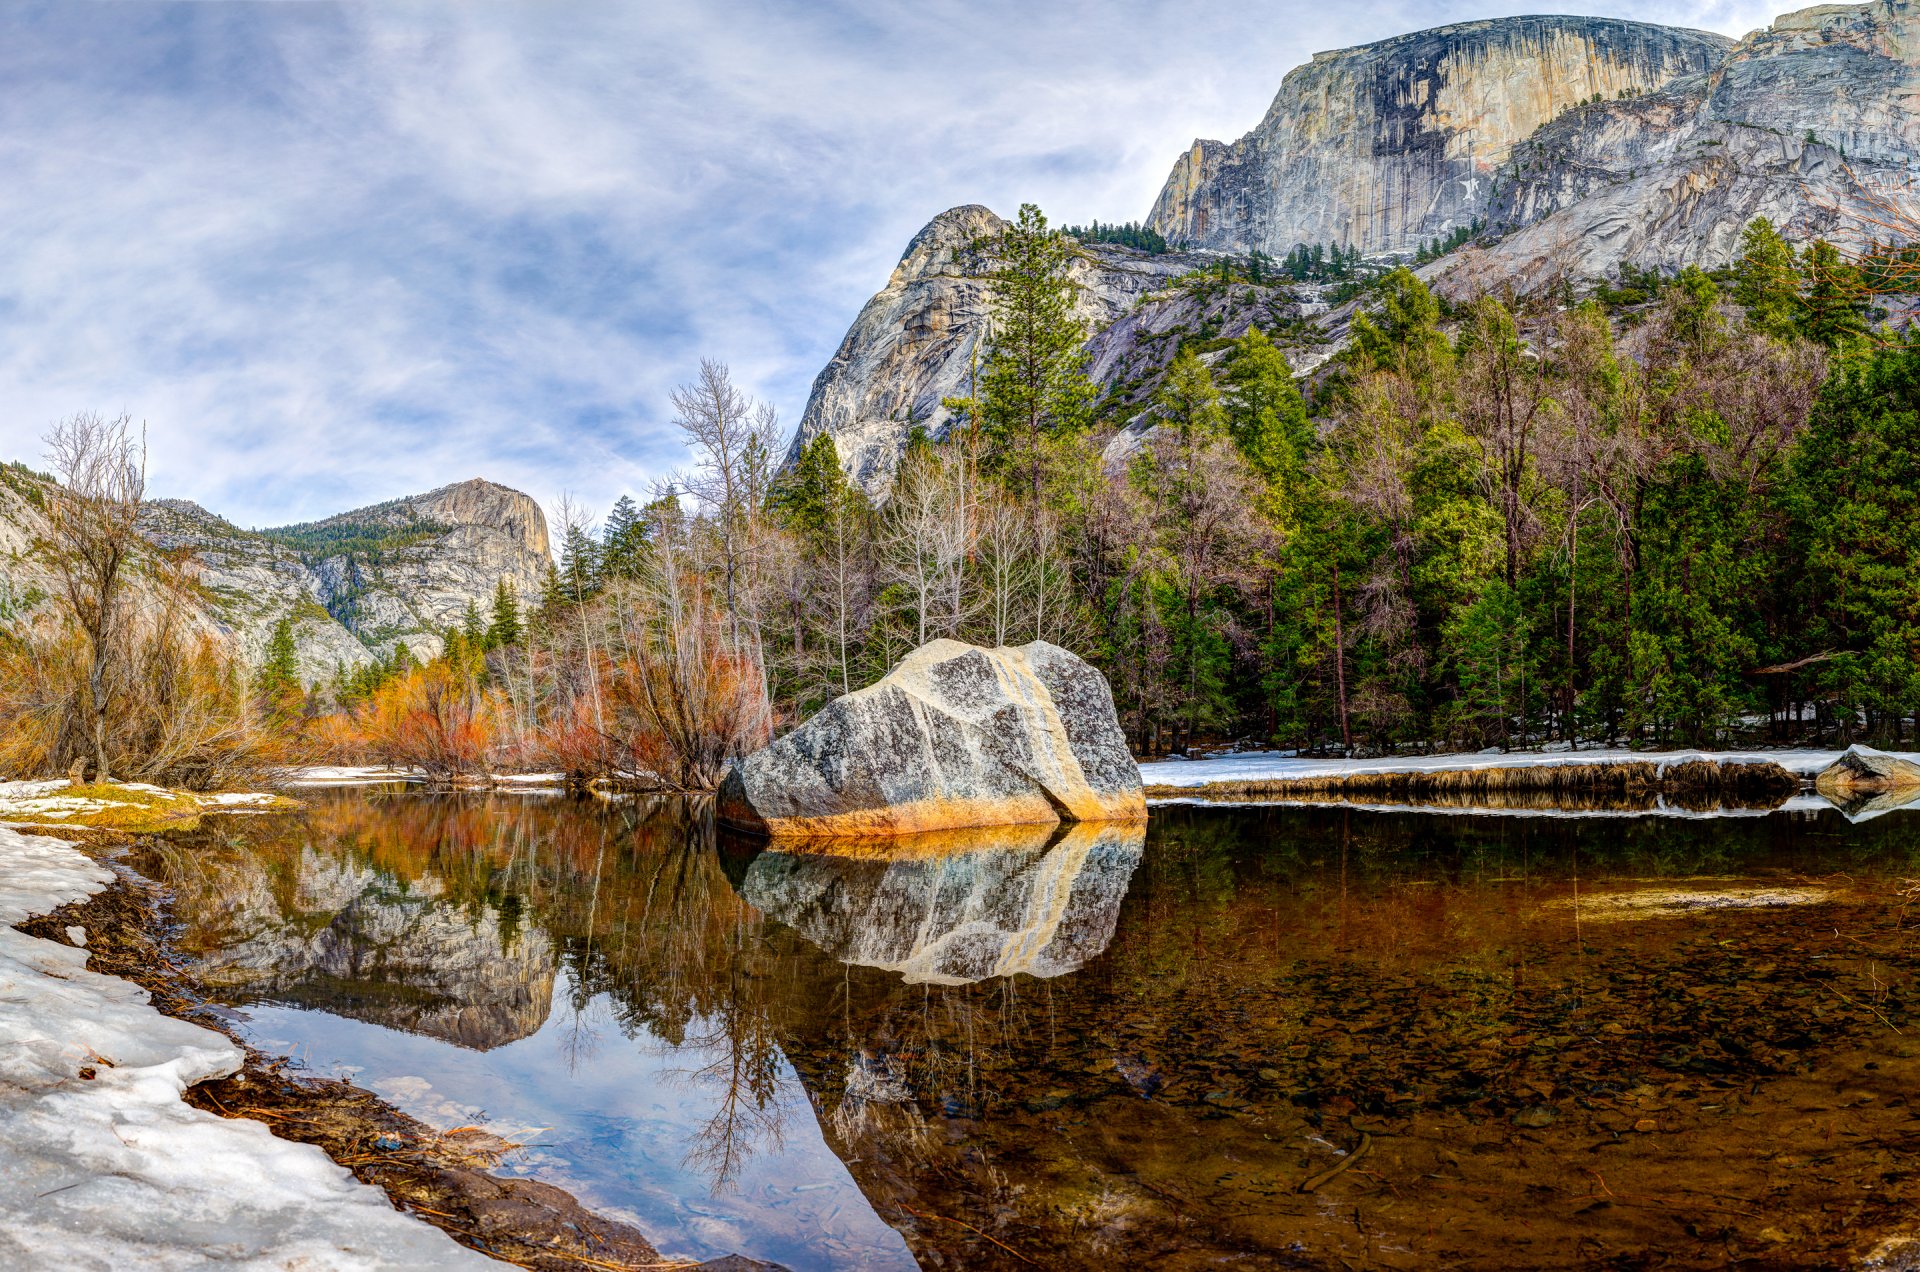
[486,579,522,649]
[558,523,601,601]
[980,203,1097,502]
[1732,218,1800,339]
[770,433,855,538]
[1797,240,1869,349]
[461,599,486,648]
[259,615,301,706]
[600,495,646,581]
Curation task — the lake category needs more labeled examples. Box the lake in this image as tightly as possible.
[151,789,1920,1269]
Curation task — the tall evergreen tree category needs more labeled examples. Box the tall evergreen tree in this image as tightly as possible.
[1732,217,1800,339]
[1797,240,1869,349]
[487,579,522,649]
[980,203,1097,502]
[259,616,301,706]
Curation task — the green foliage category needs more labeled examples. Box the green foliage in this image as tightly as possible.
[770,433,860,538]
[1797,240,1869,349]
[486,579,522,650]
[1061,219,1170,253]
[1777,343,1920,740]
[600,495,648,581]
[980,204,1098,498]
[1279,241,1364,282]
[259,515,450,560]
[1732,217,1800,338]
[258,616,301,703]
[1412,218,1484,265]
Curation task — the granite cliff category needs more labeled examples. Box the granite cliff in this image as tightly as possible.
[1432,0,1920,292]
[1146,16,1732,256]
[0,467,551,684]
[783,206,1218,495]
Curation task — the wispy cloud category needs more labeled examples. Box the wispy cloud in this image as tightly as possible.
[0,0,1781,527]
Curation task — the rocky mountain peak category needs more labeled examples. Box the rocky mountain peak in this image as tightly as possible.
[1147,14,1733,256]
[400,478,551,561]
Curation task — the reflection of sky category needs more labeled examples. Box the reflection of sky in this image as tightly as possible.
[235,972,916,1272]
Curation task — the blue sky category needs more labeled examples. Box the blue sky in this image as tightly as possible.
[0,0,1782,528]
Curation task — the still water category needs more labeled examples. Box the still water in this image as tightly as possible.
[154,790,1920,1269]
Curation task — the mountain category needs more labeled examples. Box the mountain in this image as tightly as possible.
[1431,0,1920,292]
[1146,16,1732,257]
[0,468,550,684]
[784,206,1326,498]
[793,3,1919,495]
[782,205,1216,493]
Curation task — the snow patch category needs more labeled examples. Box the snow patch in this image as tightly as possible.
[1138,747,1886,789]
[0,825,491,1269]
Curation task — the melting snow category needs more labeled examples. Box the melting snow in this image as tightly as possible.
[0,825,491,1269]
[1138,747,1884,789]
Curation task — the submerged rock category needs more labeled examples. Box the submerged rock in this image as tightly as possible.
[1814,744,1920,796]
[717,639,1145,837]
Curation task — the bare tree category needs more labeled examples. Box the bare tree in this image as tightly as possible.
[42,412,146,781]
[881,448,976,650]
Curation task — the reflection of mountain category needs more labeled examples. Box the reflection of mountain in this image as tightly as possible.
[168,845,555,1050]
[740,822,1145,985]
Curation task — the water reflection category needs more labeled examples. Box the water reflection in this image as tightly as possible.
[737,821,1145,984]
[153,792,1920,1271]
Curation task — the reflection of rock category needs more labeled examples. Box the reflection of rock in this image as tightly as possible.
[718,640,1145,838]
[183,847,555,1050]
[739,821,1145,985]
[1820,783,1920,824]
[1815,744,1920,798]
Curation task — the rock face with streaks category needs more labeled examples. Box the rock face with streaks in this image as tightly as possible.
[717,639,1146,838]
[1432,1,1920,293]
[171,844,556,1051]
[738,820,1146,984]
[1147,16,1732,256]
[783,206,1218,497]
[278,478,552,661]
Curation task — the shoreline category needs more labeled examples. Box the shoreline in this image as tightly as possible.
[1137,746,1920,816]
[2,823,766,1272]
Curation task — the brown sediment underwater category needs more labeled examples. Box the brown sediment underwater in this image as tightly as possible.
[1146,758,1800,809]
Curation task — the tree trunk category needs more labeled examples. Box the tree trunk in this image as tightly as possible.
[1332,562,1351,754]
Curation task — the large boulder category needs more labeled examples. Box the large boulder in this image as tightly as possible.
[1814,744,1920,796]
[717,639,1145,838]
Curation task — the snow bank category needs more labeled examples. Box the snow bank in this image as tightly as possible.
[1147,792,1842,821]
[0,825,491,1270]
[1138,747,1883,790]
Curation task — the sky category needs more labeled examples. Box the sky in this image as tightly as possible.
[0,0,1786,530]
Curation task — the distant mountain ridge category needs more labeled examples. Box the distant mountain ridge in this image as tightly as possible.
[1,471,550,684]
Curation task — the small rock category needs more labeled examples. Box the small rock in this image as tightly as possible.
[1633,1118,1658,1133]
[1512,1105,1557,1128]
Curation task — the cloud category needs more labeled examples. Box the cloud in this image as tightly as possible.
[0,0,1783,528]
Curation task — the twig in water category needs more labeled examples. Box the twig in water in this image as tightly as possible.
[1300,1133,1372,1192]
[900,1203,1041,1266]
